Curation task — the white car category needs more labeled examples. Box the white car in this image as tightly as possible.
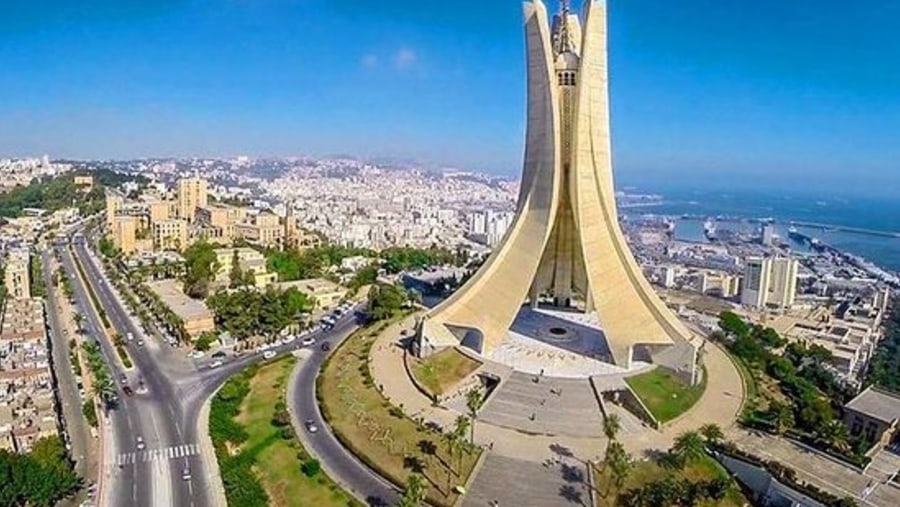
[136,436,145,451]
[301,337,315,347]
[263,350,277,360]
[282,335,296,344]
[126,332,134,341]
[209,360,224,369]
[189,351,205,359]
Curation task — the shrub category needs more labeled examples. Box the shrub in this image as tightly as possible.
[301,459,321,477]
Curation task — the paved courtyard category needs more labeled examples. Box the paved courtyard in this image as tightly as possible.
[478,372,605,438]
[462,453,592,507]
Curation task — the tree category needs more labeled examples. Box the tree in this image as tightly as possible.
[398,473,427,507]
[465,388,483,444]
[718,311,749,338]
[820,420,851,452]
[699,423,724,445]
[603,413,621,442]
[182,240,218,299]
[769,401,795,434]
[367,284,408,321]
[605,441,632,497]
[228,249,244,288]
[671,431,706,467]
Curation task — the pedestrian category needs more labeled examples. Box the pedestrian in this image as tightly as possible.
[540,398,546,406]
[530,412,536,421]
[540,368,545,377]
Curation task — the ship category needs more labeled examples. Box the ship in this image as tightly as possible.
[703,219,717,241]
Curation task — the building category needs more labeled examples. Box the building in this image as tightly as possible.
[213,247,277,288]
[176,176,208,223]
[0,299,59,453]
[195,204,246,245]
[105,190,125,229]
[418,0,697,376]
[769,257,799,308]
[741,257,798,309]
[73,174,94,192]
[274,278,346,310]
[843,386,900,452]
[153,219,189,252]
[760,223,775,246]
[3,248,31,300]
[110,216,138,255]
[145,280,215,338]
[146,198,175,224]
[234,211,283,249]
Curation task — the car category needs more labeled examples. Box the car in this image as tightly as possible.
[282,335,296,344]
[181,467,191,481]
[189,351,205,359]
[136,340,144,347]
[320,342,331,352]
[123,386,135,397]
[301,337,315,347]
[211,351,227,359]
[304,419,318,433]
[120,374,128,385]
[209,360,224,369]
[167,337,177,347]
[126,332,134,341]
[136,437,145,451]
[262,350,277,360]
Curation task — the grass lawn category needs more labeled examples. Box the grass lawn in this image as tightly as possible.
[234,357,360,507]
[625,367,706,423]
[595,454,749,507]
[410,347,481,397]
[319,321,480,507]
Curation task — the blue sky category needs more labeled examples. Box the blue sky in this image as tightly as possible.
[2,0,899,195]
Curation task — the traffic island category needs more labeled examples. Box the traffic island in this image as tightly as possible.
[318,322,481,507]
[209,357,359,507]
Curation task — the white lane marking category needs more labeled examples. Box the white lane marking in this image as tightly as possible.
[115,444,200,467]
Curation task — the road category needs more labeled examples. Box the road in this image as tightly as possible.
[57,223,385,507]
[288,316,401,507]
[41,250,97,504]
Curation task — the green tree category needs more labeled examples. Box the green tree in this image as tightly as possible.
[718,311,749,338]
[228,249,244,288]
[465,388,483,444]
[367,284,408,321]
[699,423,724,445]
[398,472,427,507]
[671,431,706,467]
[182,240,218,299]
[606,441,633,497]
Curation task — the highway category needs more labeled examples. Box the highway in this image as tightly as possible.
[55,222,383,507]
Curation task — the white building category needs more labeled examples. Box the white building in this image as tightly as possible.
[741,256,798,309]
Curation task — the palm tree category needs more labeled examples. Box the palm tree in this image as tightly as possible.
[73,313,85,333]
[671,431,706,467]
[603,413,621,442]
[465,388,483,444]
[821,420,850,452]
[398,472,427,507]
[605,441,632,497]
[699,423,724,445]
[452,415,471,470]
[770,401,794,434]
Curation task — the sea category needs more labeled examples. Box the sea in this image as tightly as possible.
[623,186,900,273]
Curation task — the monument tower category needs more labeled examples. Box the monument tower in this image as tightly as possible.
[419,0,696,374]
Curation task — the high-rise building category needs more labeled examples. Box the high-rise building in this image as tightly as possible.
[418,0,696,373]
[111,216,138,255]
[3,248,31,300]
[176,176,208,223]
[105,190,125,229]
[760,223,775,246]
[740,256,798,309]
[769,257,799,308]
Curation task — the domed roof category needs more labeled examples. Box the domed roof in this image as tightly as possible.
[555,51,579,71]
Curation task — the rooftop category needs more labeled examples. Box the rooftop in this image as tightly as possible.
[146,279,214,321]
[845,386,900,424]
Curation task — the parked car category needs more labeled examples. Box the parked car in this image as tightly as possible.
[211,351,227,359]
[320,342,331,352]
[209,360,224,369]
[123,386,135,397]
[181,467,191,481]
[301,337,315,347]
[262,350,277,360]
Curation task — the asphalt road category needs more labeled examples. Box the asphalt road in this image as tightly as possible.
[289,315,401,507]
[70,237,210,507]
[41,250,96,504]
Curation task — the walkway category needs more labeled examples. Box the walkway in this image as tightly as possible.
[462,454,592,507]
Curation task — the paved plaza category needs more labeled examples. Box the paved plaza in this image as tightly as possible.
[478,372,606,438]
[492,306,649,378]
[462,453,592,507]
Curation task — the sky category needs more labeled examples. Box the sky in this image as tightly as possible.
[2,0,900,196]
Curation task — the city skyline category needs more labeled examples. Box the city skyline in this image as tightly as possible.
[2,0,900,195]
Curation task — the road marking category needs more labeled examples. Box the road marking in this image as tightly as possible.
[115,444,199,467]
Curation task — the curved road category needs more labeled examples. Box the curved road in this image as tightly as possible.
[288,315,400,507]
